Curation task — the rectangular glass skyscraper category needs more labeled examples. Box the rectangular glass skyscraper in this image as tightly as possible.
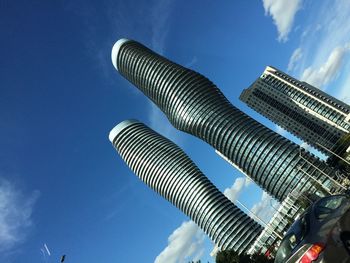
[240,66,350,156]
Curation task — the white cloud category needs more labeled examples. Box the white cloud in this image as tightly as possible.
[250,192,278,224]
[185,56,198,68]
[148,102,183,145]
[223,177,250,203]
[288,48,303,71]
[262,0,302,42]
[44,243,51,256]
[275,125,287,137]
[40,243,51,263]
[210,244,220,258]
[337,70,350,104]
[301,44,350,88]
[154,221,205,263]
[0,178,39,252]
[146,0,185,145]
[300,142,310,151]
[290,1,350,102]
[150,0,174,54]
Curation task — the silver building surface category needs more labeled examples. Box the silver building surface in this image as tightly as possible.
[111,39,346,203]
[240,66,350,155]
[109,120,262,253]
[216,149,315,257]
[247,190,308,256]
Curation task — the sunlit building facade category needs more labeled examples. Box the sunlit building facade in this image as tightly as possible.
[111,39,346,204]
[109,120,262,254]
[248,190,308,256]
[240,66,350,155]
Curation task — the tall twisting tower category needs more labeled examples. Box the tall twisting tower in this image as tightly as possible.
[111,39,345,202]
[109,120,262,253]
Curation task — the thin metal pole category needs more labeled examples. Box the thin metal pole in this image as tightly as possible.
[299,148,346,191]
[297,166,332,195]
[235,199,283,240]
[269,199,280,213]
[215,150,254,184]
[315,142,350,166]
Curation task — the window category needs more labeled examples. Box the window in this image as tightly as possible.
[275,213,310,263]
[314,195,347,220]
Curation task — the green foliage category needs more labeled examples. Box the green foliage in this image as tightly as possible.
[250,253,274,263]
[216,249,240,263]
[215,250,274,263]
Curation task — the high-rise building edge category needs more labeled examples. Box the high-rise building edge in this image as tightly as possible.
[240,66,350,157]
[248,191,305,256]
[109,120,262,253]
[111,39,346,203]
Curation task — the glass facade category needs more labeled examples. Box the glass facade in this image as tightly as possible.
[113,40,344,203]
[252,89,339,145]
[110,120,262,253]
[240,66,350,154]
[248,192,305,256]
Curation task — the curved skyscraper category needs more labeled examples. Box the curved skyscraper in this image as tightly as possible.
[109,120,262,254]
[111,39,345,202]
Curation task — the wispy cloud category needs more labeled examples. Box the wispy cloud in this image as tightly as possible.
[301,44,350,88]
[77,0,182,144]
[223,177,251,203]
[185,56,198,68]
[337,69,350,104]
[250,192,278,224]
[154,220,205,263]
[148,102,184,146]
[147,0,184,145]
[44,243,51,256]
[288,0,350,101]
[288,48,303,71]
[0,177,39,253]
[300,142,310,151]
[40,243,51,263]
[262,0,303,42]
[275,125,287,137]
[150,0,174,54]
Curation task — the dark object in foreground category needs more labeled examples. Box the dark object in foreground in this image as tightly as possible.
[216,249,273,263]
[60,255,66,262]
[275,194,350,263]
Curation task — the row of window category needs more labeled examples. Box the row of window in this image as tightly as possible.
[252,82,346,137]
[115,121,261,253]
[270,71,350,114]
[252,89,340,145]
[261,75,350,131]
[251,197,307,252]
[247,96,338,151]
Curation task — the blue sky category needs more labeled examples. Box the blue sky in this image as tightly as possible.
[1,0,350,262]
